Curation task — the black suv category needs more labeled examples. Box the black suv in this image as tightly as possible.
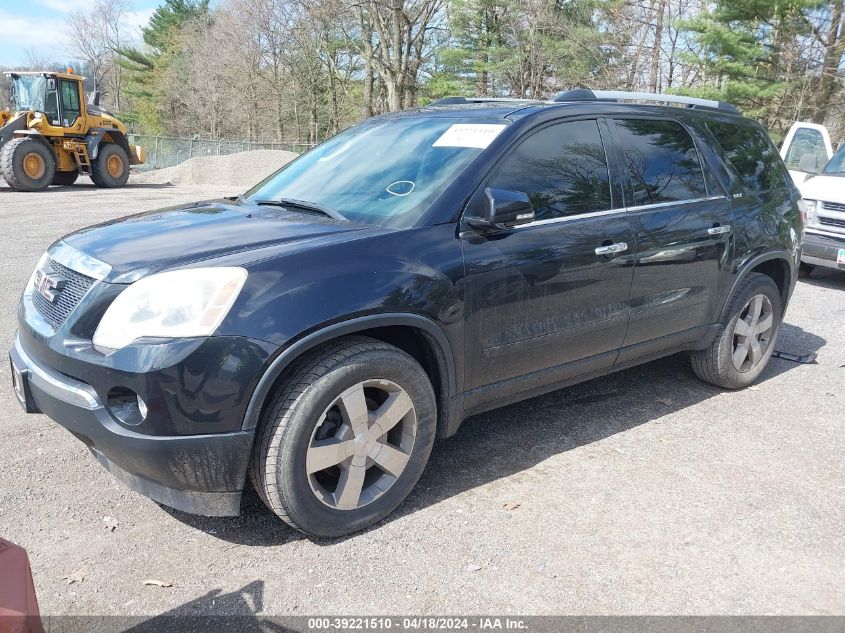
[10,90,802,537]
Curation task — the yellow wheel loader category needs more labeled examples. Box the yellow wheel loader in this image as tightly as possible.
[0,69,145,191]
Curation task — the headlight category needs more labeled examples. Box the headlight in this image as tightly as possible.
[92,267,247,350]
[800,199,819,226]
[25,252,49,295]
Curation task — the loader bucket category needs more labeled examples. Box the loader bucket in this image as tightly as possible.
[129,143,146,166]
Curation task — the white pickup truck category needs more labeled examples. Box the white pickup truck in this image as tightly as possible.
[781,122,845,275]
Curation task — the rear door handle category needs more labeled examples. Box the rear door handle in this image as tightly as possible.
[595,242,628,256]
[707,224,731,236]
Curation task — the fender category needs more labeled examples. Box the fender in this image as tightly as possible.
[717,250,794,321]
[91,129,132,161]
[241,313,460,436]
[85,128,109,160]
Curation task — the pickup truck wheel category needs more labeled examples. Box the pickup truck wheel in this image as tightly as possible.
[250,336,436,538]
[797,262,814,279]
[691,273,782,389]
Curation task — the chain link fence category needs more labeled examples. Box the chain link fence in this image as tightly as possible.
[126,135,316,171]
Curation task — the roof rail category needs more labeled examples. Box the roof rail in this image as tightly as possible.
[550,89,739,113]
[428,96,538,106]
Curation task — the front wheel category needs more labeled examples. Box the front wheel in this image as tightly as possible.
[0,138,56,191]
[690,273,782,389]
[250,337,437,537]
[90,143,129,188]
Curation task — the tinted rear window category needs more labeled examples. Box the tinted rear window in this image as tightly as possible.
[612,119,707,206]
[706,121,791,192]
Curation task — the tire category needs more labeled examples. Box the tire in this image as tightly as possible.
[51,170,79,186]
[0,138,56,191]
[250,336,437,538]
[90,143,129,188]
[798,262,815,279]
[690,273,783,389]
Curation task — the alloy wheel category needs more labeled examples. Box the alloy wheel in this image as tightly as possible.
[732,293,775,372]
[306,379,416,510]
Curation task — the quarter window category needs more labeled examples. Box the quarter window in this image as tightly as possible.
[613,119,707,205]
[487,119,612,221]
[706,121,791,192]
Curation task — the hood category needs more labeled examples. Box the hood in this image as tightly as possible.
[799,174,845,203]
[60,198,382,282]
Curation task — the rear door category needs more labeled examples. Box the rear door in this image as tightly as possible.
[461,118,635,407]
[608,117,735,362]
[780,122,833,186]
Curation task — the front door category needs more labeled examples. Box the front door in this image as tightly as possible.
[608,117,735,361]
[461,118,635,408]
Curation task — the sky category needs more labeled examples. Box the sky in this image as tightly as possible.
[0,0,159,66]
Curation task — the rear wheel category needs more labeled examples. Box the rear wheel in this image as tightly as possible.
[691,273,782,389]
[51,170,79,187]
[250,337,437,537]
[90,143,129,188]
[0,138,56,191]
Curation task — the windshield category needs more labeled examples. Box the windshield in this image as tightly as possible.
[245,116,507,228]
[11,76,49,111]
[822,144,845,175]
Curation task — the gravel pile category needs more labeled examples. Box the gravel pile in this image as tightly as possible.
[130,149,298,187]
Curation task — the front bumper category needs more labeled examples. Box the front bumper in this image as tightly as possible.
[10,334,255,516]
[802,230,845,270]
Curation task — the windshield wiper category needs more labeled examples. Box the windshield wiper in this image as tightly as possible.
[252,197,347,221]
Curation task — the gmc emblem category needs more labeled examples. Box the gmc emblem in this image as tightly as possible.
[33,268,65,303]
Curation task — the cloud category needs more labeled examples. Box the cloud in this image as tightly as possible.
[122,7,156,39]
[33,0,75,14]
[0,9,68,57]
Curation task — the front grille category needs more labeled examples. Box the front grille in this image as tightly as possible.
[31,259,96,330]
[821,201,845,213]
[819,216,845,229]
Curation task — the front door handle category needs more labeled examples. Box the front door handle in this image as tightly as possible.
[595,242,628,256]
[707,224,731,236]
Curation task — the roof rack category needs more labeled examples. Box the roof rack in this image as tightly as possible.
[550,89,739,113]
[428,96,538,106]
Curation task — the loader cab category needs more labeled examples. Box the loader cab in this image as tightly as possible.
[7,72,85,129]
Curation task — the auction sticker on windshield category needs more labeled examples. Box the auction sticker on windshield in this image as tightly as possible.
[433,124,507,149]
[838,248,845,265]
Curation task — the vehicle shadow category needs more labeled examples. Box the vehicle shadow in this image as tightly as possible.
[117,580,287,632]
[165,322,825,546]
[800,268,845,291]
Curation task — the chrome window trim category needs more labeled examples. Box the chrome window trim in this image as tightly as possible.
[625,195,726,213]
[511,195,726,230]
[13,334,100,410]
[513,208,624,229]
[48,240,112,281]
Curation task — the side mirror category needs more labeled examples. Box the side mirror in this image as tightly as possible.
[798,153,819,174]
[466,188,535,231]
[88,91,100,107]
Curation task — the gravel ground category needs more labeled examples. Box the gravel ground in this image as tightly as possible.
[0,179,843,620]
[131,150,298,186]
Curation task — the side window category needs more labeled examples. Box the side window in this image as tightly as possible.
[613,119,707,206]
[706,121,791,191]
[783,127,828,171]
[59,80,81,127]
[488,119,612,221]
